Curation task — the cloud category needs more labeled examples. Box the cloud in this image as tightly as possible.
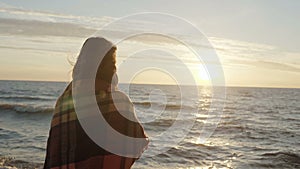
[0,4,115,26]
[209,37,300,73]
[0,5,214,49]
[1,4,299,75]
[0,17,95,37]
[226,59,300,73]
[255,60,300,73]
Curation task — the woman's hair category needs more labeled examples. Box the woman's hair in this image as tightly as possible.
[72,37,117,83]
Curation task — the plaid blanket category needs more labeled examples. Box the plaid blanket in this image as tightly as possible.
[44,82,148,169]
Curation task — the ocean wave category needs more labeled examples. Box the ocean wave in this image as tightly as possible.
[0,156,43,169]
[0,95,54,101]
[146,119,176,127]
[132,101,195,110]
[261,151,300,160]
[0,104,54,114]
[257,151,300,167]
[0,90,12,95]
[0,128,24,139]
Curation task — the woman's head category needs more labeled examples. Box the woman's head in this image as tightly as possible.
[73,37,117,84]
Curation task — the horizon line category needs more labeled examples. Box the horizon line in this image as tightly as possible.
[0,79,299,89]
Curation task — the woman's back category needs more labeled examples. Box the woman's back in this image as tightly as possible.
[44,82,147,169]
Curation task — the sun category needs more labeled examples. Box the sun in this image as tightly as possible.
[198,66,210,81]
[191,65,211,86]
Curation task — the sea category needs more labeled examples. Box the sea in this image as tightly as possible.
[0,80,299,169]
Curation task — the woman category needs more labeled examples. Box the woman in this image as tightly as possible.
[44,37,148,169]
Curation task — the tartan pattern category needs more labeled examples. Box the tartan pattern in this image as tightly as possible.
[44,83,148,169]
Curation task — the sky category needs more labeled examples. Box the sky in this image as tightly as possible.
[0,0,299,88]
